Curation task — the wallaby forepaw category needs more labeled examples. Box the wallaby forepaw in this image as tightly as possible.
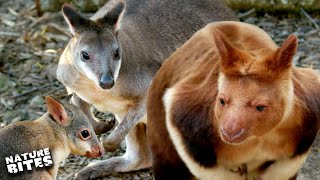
[74,162,115,180]
[74,168,104,180]
[93,118,115,135]
[74,172,92,180]
[101,134,120,152]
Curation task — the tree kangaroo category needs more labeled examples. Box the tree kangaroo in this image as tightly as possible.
[147,21,320,180]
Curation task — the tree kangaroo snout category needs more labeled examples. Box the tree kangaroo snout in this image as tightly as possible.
[62,4,124,89]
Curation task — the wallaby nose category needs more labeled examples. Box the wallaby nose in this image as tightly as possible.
[99,74,114,89]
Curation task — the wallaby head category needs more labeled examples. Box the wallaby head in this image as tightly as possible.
[213,30,298,144]
[45,95,104,158]
[61,3,125,89]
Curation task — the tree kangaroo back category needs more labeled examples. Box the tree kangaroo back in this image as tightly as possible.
[57,0,237,179]
[147,21,320,180]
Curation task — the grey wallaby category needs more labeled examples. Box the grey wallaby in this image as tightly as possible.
[57,0,237,179]
[0,95,104,180]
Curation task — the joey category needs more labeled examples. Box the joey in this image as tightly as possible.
[0,95,104,180]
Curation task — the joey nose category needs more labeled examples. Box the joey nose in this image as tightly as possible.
[87,145,105,158]
[99,74,114,89]
[96,146,105,157]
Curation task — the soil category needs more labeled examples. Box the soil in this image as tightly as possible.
[0,0,319,179]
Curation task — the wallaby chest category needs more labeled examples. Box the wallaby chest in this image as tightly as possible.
[69,74,134,116]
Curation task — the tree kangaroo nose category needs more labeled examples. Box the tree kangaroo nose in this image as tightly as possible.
[99,73,114,89]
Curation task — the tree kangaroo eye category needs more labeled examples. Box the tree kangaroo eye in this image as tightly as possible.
[256,105,265,112]
[114,49,120,60]
[219,98,225,106]
[81,51,90,61]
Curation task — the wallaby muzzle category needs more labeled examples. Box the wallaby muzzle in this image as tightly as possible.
[99,73,114,89]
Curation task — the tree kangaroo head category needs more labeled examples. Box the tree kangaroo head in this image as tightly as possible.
[213,31,298,144]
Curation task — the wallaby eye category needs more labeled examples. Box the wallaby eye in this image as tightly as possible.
[81,51,90,61]
[219,98,225,106]
[256,105,265,112]
[114,49,120,60]
[79,129,91,140]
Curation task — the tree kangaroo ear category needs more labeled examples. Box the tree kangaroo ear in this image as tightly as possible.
[62,4,91,35]
[265,34,298,72]
[45,96,69,126]
[102,1,125,27]
[213,29,249,74]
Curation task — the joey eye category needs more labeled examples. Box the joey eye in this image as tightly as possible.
[81,130,90,138]
[114,49,120,60]
[256,105,265,112]
[81,51,90,61]
[219,99,225,106]
[79,129,91,140]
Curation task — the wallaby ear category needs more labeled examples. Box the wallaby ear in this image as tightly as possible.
[265,34,298,72]
[45,96,69,126]
[213,29,249,74]
[102,2,124,27]
[62,4,90,35]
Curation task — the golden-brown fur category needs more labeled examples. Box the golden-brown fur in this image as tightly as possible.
[147,21,320,180]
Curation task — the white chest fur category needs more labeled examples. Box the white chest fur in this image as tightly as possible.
[163,88,245,180]
[68,74,133,116]
[163,87,307,180]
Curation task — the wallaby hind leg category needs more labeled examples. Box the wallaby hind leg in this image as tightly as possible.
[70,90,115,135]
[74,123,152,180]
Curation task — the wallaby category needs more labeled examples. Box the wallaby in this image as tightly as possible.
[0,95,104,180]
[147,21,320,180]
[57,0,237,179]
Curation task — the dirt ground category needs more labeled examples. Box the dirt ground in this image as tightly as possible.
[0,0,319,180]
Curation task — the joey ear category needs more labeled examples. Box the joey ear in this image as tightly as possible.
[45,96,69,126]
[102,2,124,27]
[213,29,248,73]
[265,34,298,72]
[62,4,90,35]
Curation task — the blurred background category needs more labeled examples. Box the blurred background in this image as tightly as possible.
[0,0,319,179]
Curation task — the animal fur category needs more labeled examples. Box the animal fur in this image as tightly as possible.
[57,0,237,179]
[0,95,104,180]
[147,21,320,180]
